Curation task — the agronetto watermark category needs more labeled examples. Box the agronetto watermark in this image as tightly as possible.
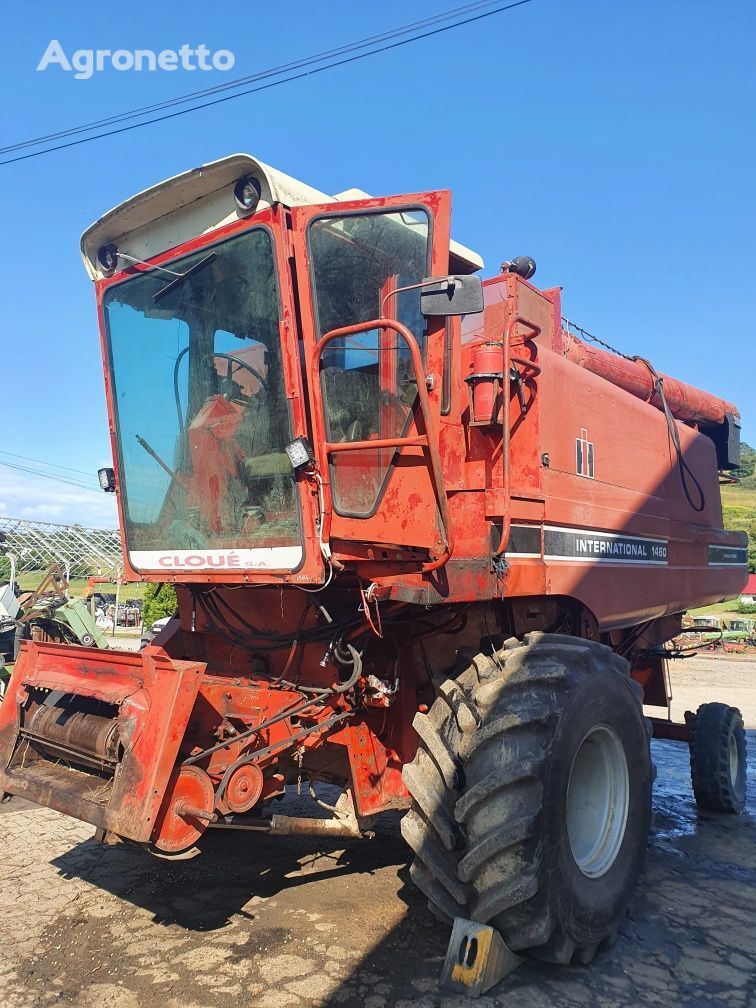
[37,40,235,80]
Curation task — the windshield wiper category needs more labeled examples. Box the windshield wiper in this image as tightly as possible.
[153,252,217,303]
[135,434,187,489]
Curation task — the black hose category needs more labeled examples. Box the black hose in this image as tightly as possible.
[634,358,705,513]
[331,644,362,693]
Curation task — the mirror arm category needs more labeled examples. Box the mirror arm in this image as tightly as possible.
[380,277,454,317]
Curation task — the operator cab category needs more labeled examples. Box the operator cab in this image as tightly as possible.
[82,154,483,581]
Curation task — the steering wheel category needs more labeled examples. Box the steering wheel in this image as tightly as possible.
[213,353,268,401]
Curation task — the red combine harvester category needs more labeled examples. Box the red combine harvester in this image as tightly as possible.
[0,155,748,969]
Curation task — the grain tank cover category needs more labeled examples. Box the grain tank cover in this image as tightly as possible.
[81,153,484,280]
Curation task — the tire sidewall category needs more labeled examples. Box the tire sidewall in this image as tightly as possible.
[542,668,652,944]
[726,714,747,809]
[691,703,747,813]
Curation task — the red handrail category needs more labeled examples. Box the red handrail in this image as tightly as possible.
[493,316,541,557]
[312,318,453,574]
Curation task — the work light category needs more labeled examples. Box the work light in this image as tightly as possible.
[284,437,315,471]
[98,467,116,492]
[233,175,262,213]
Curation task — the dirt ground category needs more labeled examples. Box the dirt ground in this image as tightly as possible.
[664,653,756,729]
[0,656,754,1008]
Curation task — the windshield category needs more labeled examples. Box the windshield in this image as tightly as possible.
[103,227,302,572]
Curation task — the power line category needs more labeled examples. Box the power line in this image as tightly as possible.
[0,459,103,495]
[0,0,509,157]
[0,448,98,480]
[0,0,532,167]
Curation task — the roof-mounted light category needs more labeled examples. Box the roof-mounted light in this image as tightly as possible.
[97,243,119,274]
[233,175,262,214]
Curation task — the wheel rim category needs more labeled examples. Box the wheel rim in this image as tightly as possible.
[729,732,739,783]
[566,725,630,878]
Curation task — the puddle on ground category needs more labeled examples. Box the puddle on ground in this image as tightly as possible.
[650,733,756,851]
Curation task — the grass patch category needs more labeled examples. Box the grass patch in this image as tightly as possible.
[14,571,146,601]
[690,600,743,617]
[721,484,756,509]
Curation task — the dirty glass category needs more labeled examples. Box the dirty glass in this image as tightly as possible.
[103,228,302,571]
[309,209,430,515]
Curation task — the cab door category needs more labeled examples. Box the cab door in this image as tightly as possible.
[290,192,452,566]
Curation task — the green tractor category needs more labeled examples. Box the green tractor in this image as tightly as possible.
[724,618,756,646]
[0,564,108,700]
[688,614,755,650]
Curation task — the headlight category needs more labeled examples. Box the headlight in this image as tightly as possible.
[97,243,119,273]
[233,175,262,214]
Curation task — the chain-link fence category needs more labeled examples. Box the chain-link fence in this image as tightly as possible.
[0,516,122,583]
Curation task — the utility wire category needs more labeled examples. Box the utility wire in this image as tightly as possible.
[0,0,513,157]
[0,448,97,480]
[0,0,532,167]
[0,459,103,495]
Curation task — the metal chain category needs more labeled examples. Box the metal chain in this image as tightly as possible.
[562,318,638,363]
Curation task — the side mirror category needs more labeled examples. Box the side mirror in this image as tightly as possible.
[419,275,483,317]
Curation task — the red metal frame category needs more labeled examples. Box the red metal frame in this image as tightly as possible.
[311,318,453,574]
[0,640,204,841]
[94,205,324,586]
[290,190,453,563]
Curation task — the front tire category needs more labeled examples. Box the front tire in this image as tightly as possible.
[401,632,652,965]
[690,703,747,813]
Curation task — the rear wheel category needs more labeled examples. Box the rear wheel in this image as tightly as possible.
[689,703,747,813]
[401,632,652,964]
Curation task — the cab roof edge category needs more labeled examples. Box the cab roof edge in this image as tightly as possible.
[80,152,484,280]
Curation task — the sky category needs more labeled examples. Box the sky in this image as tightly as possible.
[0,0,754,528]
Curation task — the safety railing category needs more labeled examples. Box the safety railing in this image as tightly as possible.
[311,318,453,574]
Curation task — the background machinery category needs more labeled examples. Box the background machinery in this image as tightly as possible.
[1,563,108,698]
[0,155,748,969]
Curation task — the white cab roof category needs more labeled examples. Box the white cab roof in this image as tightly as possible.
[80,153,484,279]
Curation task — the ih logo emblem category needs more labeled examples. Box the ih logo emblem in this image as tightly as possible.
[576,428,595,479]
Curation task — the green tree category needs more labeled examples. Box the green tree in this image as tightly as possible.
[722,502,756,574]
[734,441,756,487]
[142,583,178,627]
[736,441,755,477]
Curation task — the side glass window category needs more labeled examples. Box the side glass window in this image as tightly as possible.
[309,209,430,515]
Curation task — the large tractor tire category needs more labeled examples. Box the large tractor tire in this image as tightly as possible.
[689,703,747,813]
[401,632,652,965]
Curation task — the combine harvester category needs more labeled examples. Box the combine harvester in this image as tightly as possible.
[0,156,748,977]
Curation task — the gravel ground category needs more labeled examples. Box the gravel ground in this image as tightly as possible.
[0,656,753,1008]
[666,654,756,728]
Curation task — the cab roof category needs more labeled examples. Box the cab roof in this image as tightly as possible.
[81,153,484,280]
